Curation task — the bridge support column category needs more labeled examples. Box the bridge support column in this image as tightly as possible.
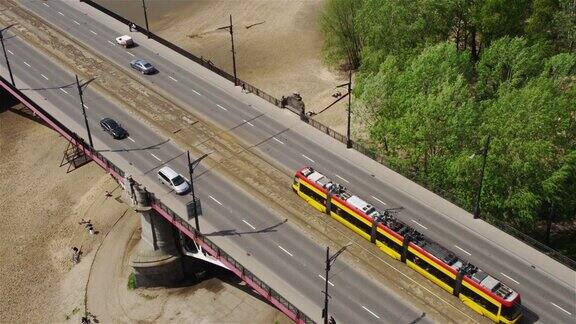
[126,179,184,287]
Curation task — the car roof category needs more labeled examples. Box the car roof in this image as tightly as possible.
[101,117,115,123]
[158,166,180,179]
[131,59,147,64]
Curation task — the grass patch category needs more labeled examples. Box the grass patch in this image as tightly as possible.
[64,307,81,321]
[127,272,137,290]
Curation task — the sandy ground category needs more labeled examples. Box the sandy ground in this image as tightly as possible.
[0,99,288,323]
[97,0,350,134]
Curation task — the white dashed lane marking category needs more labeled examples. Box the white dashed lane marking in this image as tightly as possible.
[273,137,284,145]
[23,61,31,67]
[107,40,115,45]
[58,11,65,16]
[150,153,161,161]
[192,89,201,96]
[371,195,386,205]
[7,50,13,55]
[126,52,135,57]
[82,104,89,110]
[550,302,572,315]
[168,76,178,82]
[278,245,293,257]
[500,273,519,285]
[209,195,222,206]
[89,30,98,35]
[127,137,135,143]
[242,119,254,127]
[318,274,334,287]
[335,174,349,183]
[242,220,256,230]
[73,20,80,25]
[216,104,228,111]
[454,245,471,256]
[411,219,428,230]
[302,154,315,163]
[361,306,380,319]
[59,88,68,94]
[40,74,49,80]
[43,2,50,7]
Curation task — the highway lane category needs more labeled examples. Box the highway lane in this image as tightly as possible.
[15,0,576,322]
[0,25,431,323]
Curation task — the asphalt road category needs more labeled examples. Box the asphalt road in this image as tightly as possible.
[0,11,432,324]
[6,0,576,323]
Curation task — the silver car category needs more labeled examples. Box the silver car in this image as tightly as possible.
[129,59,156,74]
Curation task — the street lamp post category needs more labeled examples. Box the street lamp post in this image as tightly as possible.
[473,135,491,219]
[0,24,16,86]
[141,0,151,38]
[217,15,238,86]
[75,74,94,148]
[322,242,352,324]
[335,69,353,148]
[187,151,212,232]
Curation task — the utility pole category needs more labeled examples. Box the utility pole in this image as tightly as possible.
[141,0,150,38]
[75,75,93,148]
[187,151,212,232]
[322,243,351,324]
[335,70,353,148]
[217,15,238,86]
[473,135,491,219]
[0,24,15,87]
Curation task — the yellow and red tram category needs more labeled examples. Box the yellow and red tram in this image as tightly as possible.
[293,166,522,323]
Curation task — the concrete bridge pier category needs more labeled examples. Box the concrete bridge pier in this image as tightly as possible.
[126,179,184,287]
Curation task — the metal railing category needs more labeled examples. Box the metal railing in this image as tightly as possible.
[77,0,576,271]
[0,76,314,323]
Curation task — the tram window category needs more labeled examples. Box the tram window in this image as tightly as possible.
[460,285,499,315]
[419,259,455,287]
[376,231,402,252]
[406,250,416,262]
[334,205,370,234]
[300,185,326,205]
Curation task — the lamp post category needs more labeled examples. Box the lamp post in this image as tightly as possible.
[75,74,94,148]
[141,0,151,38]
[217,15,238,86]
[187,151,212,232]
[473,135,491,219]
[336,69,353,148]
[0,24,16,86]
[322,242,352,324]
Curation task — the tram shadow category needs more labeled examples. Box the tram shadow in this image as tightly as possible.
[203,218,288,237]
[518,305,539,323]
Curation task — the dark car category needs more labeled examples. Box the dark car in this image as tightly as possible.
[129,59,156,74]
[100,117,128,139]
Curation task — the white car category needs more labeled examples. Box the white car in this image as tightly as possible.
[157,166,189,194]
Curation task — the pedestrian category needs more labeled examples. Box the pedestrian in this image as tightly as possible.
[71,247,80,263]
[86,224,95,235]
[81,316,90,324]
[130,23,137,32]
[128,21,133,32]
[105,190,112,197]
[241,83,246,93]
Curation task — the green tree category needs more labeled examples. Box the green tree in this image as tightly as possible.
[553,0,576,52]
[320,0,364,69]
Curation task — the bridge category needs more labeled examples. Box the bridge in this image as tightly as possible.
[0,1,574,323]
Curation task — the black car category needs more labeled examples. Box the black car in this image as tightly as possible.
[100,117,128,139]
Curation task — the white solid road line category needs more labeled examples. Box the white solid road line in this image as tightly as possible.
[192,89,201,95]
[42,2,49,7]
[500,272,520,285]
[126,52,135,57]
[58,11,65,16]
[411,219,428,230]
[40,74,49,80]
[7,50,13,55]
[107,40,115,45]
[335,174,350,183]
[23,61,31,67]
[318,274,334,287]
[278,245,293,257]
[209,195,223,206]
[302,154,315,163]
[168,76,178,82]
[242,219,256,230]
[361,306,380,319]
[550,302,572,315]
[89,30,98,35]
[371,195,386,205]
[242,119,254,127]
[59,88,68,94]
[273,137,284,145]
[454,245,471,256]
[73,20,81,25]
[150,153,161,161]
[216,104,228,111]
[127,137,135,143]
